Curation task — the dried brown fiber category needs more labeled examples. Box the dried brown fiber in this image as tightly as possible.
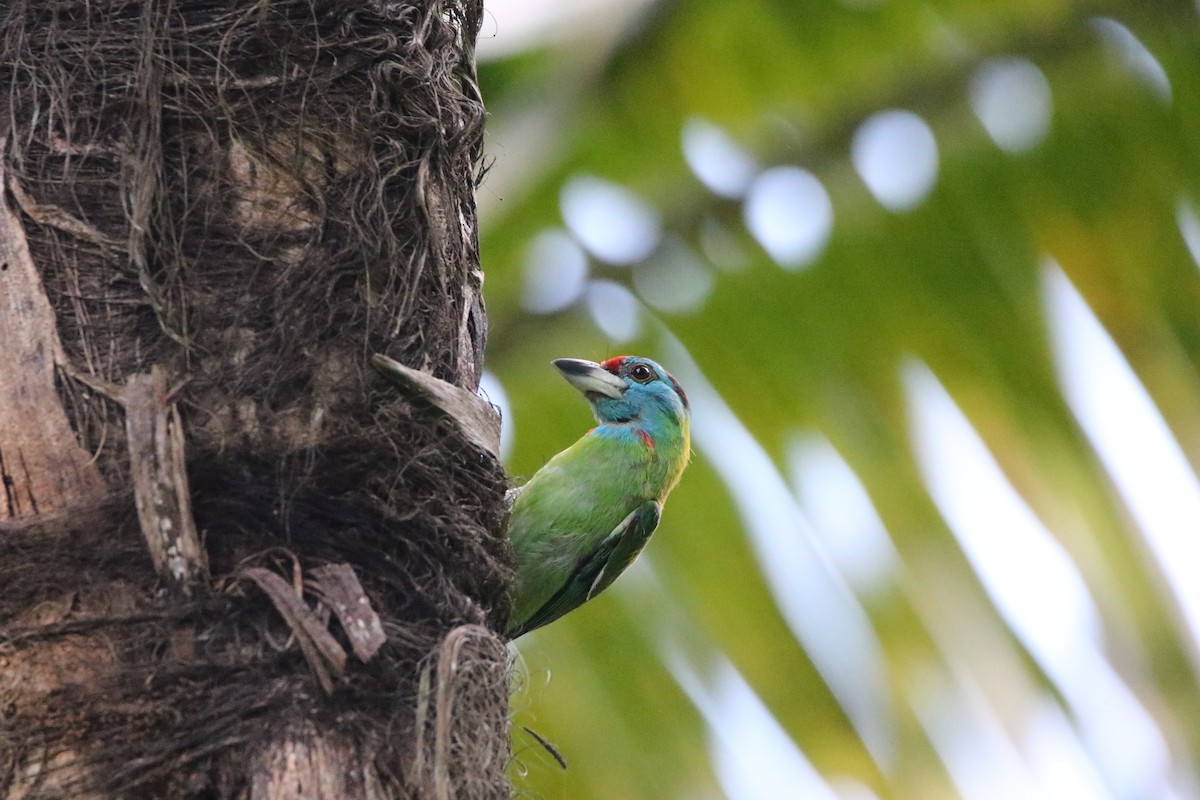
[0,1,514,797]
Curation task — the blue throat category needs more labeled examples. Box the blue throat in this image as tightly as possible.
[591,392,686,443]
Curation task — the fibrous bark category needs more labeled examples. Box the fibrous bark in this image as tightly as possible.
[0,1,513,798]
[0,157,105,522]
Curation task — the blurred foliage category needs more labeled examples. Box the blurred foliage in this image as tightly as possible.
[477,0,1200,798]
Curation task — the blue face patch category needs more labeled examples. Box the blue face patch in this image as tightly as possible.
[589,357,689,425]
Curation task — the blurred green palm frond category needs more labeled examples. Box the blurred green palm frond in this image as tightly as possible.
[478,1,1200,797]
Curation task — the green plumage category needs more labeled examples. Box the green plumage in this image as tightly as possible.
[506,357,691,638]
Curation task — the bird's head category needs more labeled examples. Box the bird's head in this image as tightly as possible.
[553,356,690,425]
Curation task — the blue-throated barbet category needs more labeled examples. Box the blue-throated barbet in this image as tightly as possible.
[506,356,691,638]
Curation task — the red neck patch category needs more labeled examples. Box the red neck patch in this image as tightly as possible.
[637,429,655,448]
[601,356,629,374]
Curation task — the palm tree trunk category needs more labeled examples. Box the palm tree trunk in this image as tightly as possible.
[0,2,513,797]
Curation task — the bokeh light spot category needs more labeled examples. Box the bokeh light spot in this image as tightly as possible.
[1091,17,1172,103]
[682,117,758,199]
[970,57,1052,153]
[670,655,843,800]
[1176,196,1200,270]
[852,109,939,212]
[743,166,833,269]
[699,218,750,272]
[905,361,1100,670]
[1044,262,1200,652]
[788,434,898,594]
[478,370,514,463]
[585,279,641,342]
[561,175,661,265]
[521,229,589,313]
[632,238,714,314]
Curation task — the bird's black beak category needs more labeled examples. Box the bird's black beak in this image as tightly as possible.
[553,358,626,400]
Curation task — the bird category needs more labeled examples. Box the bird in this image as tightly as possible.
[506,356,691,638]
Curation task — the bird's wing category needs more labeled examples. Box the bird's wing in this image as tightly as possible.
[508,500,661,638]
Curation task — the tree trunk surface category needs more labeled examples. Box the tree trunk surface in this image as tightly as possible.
[0,2,513,798]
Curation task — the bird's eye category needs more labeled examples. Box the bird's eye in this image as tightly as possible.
[629,364,654,383]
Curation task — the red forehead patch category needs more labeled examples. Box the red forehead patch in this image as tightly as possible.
[600,356,629,374]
